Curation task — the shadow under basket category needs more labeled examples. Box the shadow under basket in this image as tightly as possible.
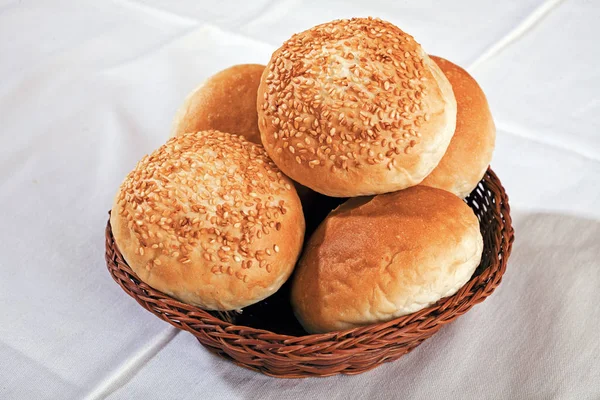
[105,168,514,378]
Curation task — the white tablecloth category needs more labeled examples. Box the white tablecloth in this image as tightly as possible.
[1,1,599,398]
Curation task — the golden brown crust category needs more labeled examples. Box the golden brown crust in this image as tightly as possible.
[171,64,265,144]
[420,56,496,198]
[291,186,482,333]
[257,18,456,197]
[111,130,305,311]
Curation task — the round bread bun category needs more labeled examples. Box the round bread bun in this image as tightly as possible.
[257,17,457,197]
[420,56,496,198]
[111,130,305,311]
[291,186,483,333]
[171,64,265,144]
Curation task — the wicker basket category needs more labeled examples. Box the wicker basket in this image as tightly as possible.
[105,168,514,378]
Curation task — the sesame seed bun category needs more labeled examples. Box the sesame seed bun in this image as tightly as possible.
[257,18,457,197]
[111,130,305,311]
[291,186,483,333]
[171,64,265,144]
[420,56,496,198]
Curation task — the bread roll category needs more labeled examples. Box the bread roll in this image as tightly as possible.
[111,130,305,311]
[171,64,265,144]
[420,56,496,198]
[291,186,483,333]
[257,17,457,197]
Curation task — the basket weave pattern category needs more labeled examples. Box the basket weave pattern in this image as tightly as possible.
[105,168,513,378]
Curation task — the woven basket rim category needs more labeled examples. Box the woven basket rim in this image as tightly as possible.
[106,168,514,346]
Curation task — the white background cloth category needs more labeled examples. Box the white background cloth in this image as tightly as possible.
[1,0,599,398]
